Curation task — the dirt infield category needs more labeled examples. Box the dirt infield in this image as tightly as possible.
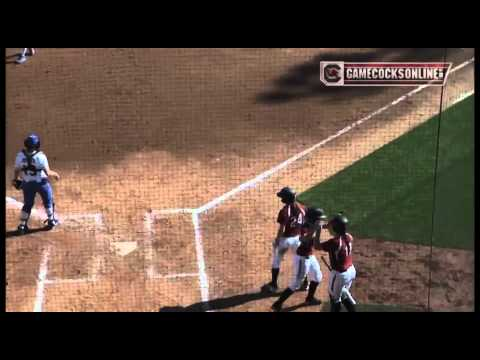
[5,48,474,311]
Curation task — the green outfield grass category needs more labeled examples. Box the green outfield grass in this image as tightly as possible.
[298,95,474,250]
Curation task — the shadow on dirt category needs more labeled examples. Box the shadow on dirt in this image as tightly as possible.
[5,52,21,64]
[280,300,323,312]
[256,48,452,104]
[6,226,49,238]
[159,288,280,312]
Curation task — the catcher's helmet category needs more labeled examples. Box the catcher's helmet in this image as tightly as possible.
[24,134,40,151]
[276,187,296,204]
[305,207,327,224]
[329,212,349,235]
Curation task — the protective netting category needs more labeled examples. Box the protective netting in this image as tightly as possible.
[5,48,474,312]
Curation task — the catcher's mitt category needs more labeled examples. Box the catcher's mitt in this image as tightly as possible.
[12,179,23,190]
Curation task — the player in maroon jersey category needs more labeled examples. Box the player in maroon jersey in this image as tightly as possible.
[271,208,327,312]
[263,187,307,294]
[317,212,357,312]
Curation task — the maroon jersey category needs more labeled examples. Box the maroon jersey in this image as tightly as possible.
[296,229,314,257]
[277,202,306,237]
[319,233,353,272]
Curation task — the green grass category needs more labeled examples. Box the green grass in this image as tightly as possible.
[298,95,474,250]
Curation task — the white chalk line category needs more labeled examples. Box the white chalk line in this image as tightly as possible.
[44,278,94,285]
[150,208,196,215]
[6,197,108,311]
[449,89,474,106]
[149,272,200,279]
[144,211,210,308]
[6,196,103,226]
[143,212,156,278]
[191,211,210,310]
[33,246,51,312]
[144,210,210,308]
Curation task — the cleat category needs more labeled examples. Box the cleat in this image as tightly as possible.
[305,297,322,306]
[17,224,29,235]
[16,55,27,64]
[271,302,282,312]
[266,283,278,294]
[44,219,59,230]
[298,279,309,292]
[261,282,278,294]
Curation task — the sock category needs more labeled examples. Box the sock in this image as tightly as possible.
[271,268,280,287]
[273,288,294,307]
[342,298,357,312]
[46,205,56,221]
[330,297,342,312]
[306,281,319,301]
[20,211,29,226]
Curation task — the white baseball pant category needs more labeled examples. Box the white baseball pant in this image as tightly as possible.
[328,265,356,304]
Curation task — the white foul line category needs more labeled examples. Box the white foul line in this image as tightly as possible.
[33,246,51,312]
[196,57,474,214]
[450,89,474,106]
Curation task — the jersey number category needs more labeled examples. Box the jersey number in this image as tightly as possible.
[290,213,304,228]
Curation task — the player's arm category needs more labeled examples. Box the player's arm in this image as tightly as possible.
[13,168,22,180]
[41,154,60,180]
[11,168,23,189]
[273,209,287,247]
[314,218,337,251]
[313,221,324,250]
[314,234,333,252]
[44,165,60,180]
[274,224,285,247]
[42,157,60,180]
[12,153,23,182]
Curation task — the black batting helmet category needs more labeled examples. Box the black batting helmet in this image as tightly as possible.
[276,187,296,204]
[24,133,40,151]
[329,212,349,235]
[305,207,327,224]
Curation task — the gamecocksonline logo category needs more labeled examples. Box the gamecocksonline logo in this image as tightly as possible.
[320,61,452,87]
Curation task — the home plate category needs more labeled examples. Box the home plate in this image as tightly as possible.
[110,241,137,257]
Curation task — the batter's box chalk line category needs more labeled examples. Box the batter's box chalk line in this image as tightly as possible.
[6,196,105,229]
[144,210,210,311]
[6,197,107,311]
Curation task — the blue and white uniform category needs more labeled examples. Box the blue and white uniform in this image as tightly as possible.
[15,150,55,224]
